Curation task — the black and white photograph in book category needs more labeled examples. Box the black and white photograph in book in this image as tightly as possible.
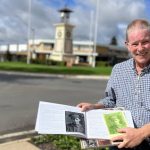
[65,111,85,134]
[81,139,98,148]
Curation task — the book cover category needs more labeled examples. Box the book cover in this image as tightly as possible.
[80,138,116,149]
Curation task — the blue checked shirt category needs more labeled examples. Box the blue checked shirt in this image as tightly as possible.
[99,58,150,128]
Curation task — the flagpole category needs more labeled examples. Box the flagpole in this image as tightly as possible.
[27,0,31,64]
[92,0,99,68]
[89,10,94,43]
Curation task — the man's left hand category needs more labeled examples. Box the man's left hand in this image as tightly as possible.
[111,127,145,148]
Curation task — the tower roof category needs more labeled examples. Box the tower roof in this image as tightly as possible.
[58,7,73,13]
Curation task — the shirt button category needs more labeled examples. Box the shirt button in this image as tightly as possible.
[138,102,143,106]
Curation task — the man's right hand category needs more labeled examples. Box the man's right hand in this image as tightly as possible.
[77,102,103,112]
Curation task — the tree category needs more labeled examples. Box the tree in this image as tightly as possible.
[110,36,118,45]
[6,49,12,61]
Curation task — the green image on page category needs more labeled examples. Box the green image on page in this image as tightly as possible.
[103,111,128,137]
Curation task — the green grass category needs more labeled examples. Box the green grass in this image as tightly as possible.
[0,62,112,75]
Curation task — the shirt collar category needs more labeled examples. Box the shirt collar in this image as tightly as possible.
[131,58,150,74]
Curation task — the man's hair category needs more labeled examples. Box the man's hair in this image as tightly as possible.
[126,19,150,41]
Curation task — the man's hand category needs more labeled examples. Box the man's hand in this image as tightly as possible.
[111,127,145,148]
[77,102,103,111]
[77,103,95,111]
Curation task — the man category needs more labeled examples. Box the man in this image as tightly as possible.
[77,19,150,150]
[73,114,85,133]
[66,112,85,134]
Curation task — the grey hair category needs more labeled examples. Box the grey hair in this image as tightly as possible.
[126,19,150,42]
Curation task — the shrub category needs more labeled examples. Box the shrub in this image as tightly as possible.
[96,61,109,67]
[31,135,109,150]
[31,135,80,150]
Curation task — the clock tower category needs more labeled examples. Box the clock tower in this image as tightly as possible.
[51,7,75,66]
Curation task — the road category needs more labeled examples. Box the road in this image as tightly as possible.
[0,72,108,134]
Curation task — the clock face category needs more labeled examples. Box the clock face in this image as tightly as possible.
[66,31,71,38]
[57,31,62,38]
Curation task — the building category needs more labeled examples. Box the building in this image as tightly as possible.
[0,39,129,65]
[0,7,129,65]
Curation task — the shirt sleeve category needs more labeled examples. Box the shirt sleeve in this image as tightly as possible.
[98,65,117,108]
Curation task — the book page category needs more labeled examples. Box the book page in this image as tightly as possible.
[35,101,86,137]
[86,109,109,139]
[86,109,134,139]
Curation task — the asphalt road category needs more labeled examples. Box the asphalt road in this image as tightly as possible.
[0,72,108,134]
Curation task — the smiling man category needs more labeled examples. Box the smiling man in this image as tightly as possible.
[77,19,150,150]
[126,19,150,74]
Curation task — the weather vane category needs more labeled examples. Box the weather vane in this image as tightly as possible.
[64,0,70,8]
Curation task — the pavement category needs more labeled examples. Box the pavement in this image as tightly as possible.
[0,70,109,149]
[0,130,40,150]
[0,138,40,150]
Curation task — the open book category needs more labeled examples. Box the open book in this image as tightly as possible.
[35,101,134,139]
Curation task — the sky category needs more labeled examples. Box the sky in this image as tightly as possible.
[0,0,150,46]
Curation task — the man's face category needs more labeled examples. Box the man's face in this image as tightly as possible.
[75,117,80,124]
[126,28,150,68]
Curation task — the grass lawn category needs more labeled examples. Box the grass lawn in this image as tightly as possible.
[0,62,112,75]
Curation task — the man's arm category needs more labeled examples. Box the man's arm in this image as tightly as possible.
[77,65,118,111]
[141,123,150,139]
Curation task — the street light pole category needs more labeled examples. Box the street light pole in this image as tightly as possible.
[27,0,31,64]
[92,0,99,68]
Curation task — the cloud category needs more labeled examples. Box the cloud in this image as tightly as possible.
[72,0,146,45]
[0,0,148,46]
